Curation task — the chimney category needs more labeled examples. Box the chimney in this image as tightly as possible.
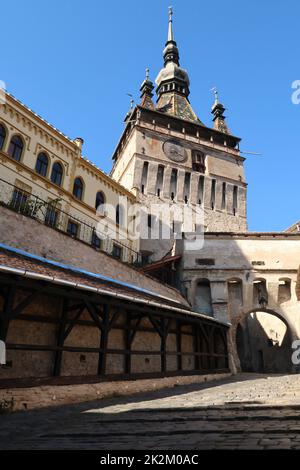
[74,137,84,152]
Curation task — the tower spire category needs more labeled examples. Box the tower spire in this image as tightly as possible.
[168,6,174,42]
[163,6,179,66]
[155,7,201,123]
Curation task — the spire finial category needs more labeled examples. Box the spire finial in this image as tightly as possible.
[168,6,174,42]
[211,87,219,105]
[145,67,149,80]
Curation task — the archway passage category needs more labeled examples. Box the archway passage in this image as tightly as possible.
[236,310,292,373]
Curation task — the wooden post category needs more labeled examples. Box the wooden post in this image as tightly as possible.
[98,304,109,375]
[53,298,68,377]
[0,285,16,342]
[208,325,216,370]
[176,320,182,371]
[124,312,131,374]
[193,325,200,371]
[197,326,203,370]
[161,318,167,374]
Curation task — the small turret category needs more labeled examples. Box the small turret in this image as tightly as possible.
[211,88,231,134]
[140,68,155,110]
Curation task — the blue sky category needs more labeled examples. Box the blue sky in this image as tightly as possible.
[1,0,299,231]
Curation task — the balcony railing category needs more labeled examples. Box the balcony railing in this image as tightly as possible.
[0,178,141,265]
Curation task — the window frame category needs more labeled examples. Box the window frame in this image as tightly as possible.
[95,191,105,211]
[50,161,64,186]
[8,135,24,162]
[91,229,102,249]
[112,243,122,260]
[73,177,84,201]
[67,219,79,238]
[116,204,125,227]
[35,152,49,178]
[0,123,7,151]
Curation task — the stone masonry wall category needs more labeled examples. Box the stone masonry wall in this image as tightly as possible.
[0,205,188,306]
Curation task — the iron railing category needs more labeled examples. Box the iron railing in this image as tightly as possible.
[0,177,141,265]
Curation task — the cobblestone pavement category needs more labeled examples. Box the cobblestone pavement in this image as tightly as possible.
[1,373,300,450]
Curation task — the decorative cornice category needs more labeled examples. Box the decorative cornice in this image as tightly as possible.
[4,92,76,149]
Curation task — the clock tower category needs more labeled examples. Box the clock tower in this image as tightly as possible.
[110,8,247,261]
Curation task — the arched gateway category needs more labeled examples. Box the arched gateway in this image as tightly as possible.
[233,308,298,373]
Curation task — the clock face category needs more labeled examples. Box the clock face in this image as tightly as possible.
[163,140,187,162]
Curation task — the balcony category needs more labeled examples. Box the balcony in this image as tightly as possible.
[0,177,141,266]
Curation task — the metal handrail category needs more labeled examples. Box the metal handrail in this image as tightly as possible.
[0,177,141,265]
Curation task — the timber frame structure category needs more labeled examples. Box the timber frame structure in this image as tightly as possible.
[0,247,229,386]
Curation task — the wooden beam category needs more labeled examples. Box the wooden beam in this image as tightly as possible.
[84,300,103,331]
[193,326,200,370]
[148,316,163,336]
[0,275,228,333]
[176,320,182,371]
[62,305,86,341]
[124,312,131,374]
[109,310,122,330]
[0,285,16,341]
[160,318,169,374]
[208,325,216,369]
[98,304,109,375]
[197,327,203,370]
[53,298,69,377]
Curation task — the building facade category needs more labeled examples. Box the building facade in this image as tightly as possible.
[0,8,299,385]
[0,93,139,264]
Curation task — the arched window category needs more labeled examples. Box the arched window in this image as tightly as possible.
[50,162,63,186]
[116,204,124,226]
[233,185,238,215]
[0,124,6,150]
[155,165,164,197]
[73,177,84,200]
[141,162,149,194]
[211,179,216,210]
[95,191,105,210]
[8,135,24,162]
[197,175,204,205]
[170,168,178,200]
[183,171,191,203]
[35,152,49,177]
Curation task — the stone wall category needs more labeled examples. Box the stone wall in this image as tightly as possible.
[111,122,248,259]
[183,234,300,372]
[0,205,188,306]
